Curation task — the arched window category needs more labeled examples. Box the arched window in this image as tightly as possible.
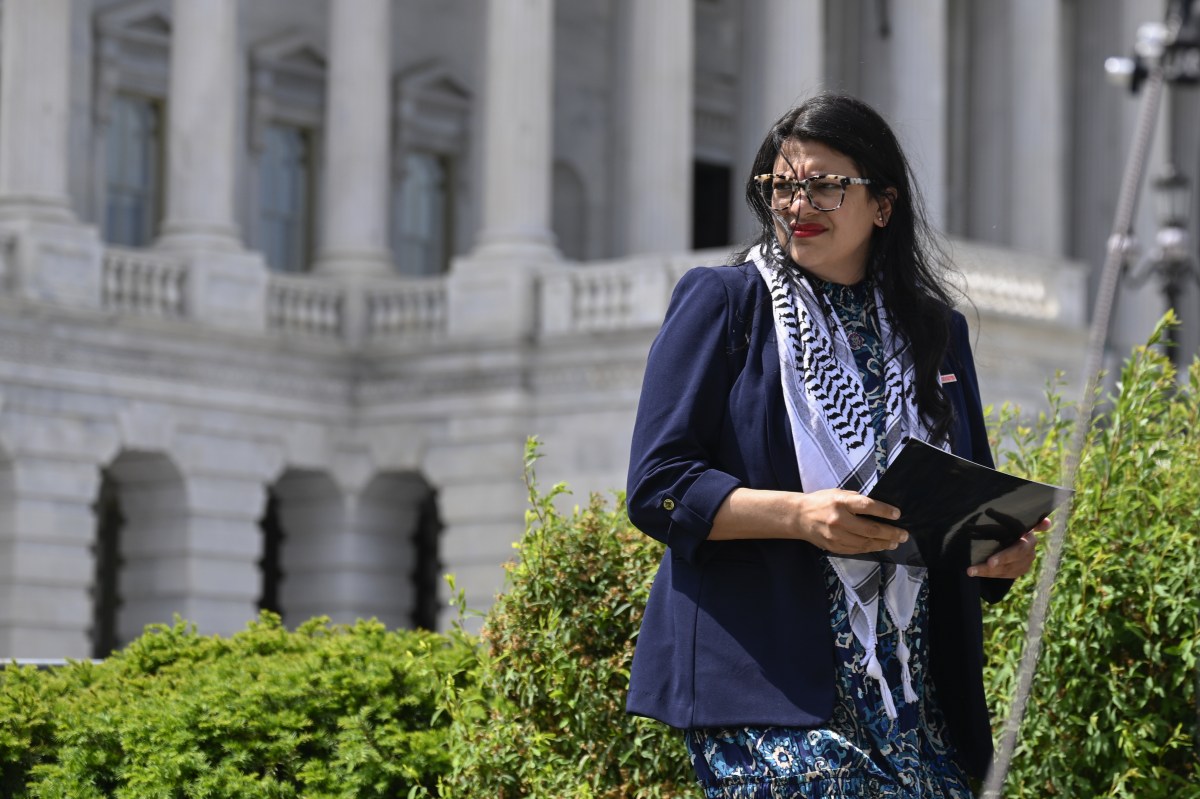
[268,470,440,630]
[93,1,171,246]
[248,33,326,273]
[94,451,188,654]
[392,63,470,277]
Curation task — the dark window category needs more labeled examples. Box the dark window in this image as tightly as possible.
[693,160,732,249]
[259,123,313,273]
[394,152,452,276]
[91,472,123,659]
[258,489,284,615]
[410,489,443,631]
[104,94,163,247]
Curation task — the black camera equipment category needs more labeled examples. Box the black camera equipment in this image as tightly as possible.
[1106,0,1200,92]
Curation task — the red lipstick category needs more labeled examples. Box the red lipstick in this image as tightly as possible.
[791,223,825,238]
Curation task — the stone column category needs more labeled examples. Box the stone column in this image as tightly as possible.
[158,0,242,252]
[313,0,393,277]
[735,0,824,241]
[0,455,103,658]
[621,0,694,255]
[0,0,103,310]
[469,0,558,262]
[157,0,268,333]
[448,0,557,341]
[0,0,73,221]
[1010,0,1065,256]
[890,0,950,231]
[425,438,530,633]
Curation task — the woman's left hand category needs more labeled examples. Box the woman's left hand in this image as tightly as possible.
[966,517,1051,579]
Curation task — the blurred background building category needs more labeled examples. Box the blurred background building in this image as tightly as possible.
[0,0,1193,657]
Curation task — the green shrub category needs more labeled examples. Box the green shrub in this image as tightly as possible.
[0,614,475,798]
[3,326,1196,798]
[439,438,698,799]
[984,319,1200,797]
[0,658,68,797]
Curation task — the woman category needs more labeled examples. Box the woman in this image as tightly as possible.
[625,93,1044,798]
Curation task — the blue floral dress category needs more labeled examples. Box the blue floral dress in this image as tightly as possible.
[684,279,975,798]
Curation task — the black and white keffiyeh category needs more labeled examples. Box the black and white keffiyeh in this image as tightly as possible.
[751,241,947,719]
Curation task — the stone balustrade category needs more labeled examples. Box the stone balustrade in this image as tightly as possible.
[952,240,1088,326]
[961,269,1059,321]
[540,263,642,334]
[101,247,188,317]
[535,243,1087,337]
[364,278,447,342]
[538,251,711,336]
[266,273,345,339]
[22,239,1090,348]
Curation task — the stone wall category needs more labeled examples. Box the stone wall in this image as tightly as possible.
[0,228,1088,656]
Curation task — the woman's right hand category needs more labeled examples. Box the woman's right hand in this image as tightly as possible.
[790,489,909,554]
[710,486,908,553]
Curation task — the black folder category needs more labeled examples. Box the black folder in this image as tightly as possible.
[853,438,1073,570]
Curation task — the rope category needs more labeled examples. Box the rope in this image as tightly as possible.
[980,63,1168,798]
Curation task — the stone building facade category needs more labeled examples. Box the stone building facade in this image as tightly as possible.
[0,0,1190,658]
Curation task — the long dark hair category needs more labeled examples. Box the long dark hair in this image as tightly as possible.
[736,92,959,444]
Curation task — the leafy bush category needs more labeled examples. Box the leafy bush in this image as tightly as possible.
[0,614,475,798]
[3,326,1196,798]
[439,438,698,799]
[984,319,1200,797]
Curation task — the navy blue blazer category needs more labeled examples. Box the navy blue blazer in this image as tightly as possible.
[625,262,1012,780]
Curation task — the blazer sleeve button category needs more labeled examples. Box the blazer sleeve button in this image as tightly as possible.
[662,498,676,511]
